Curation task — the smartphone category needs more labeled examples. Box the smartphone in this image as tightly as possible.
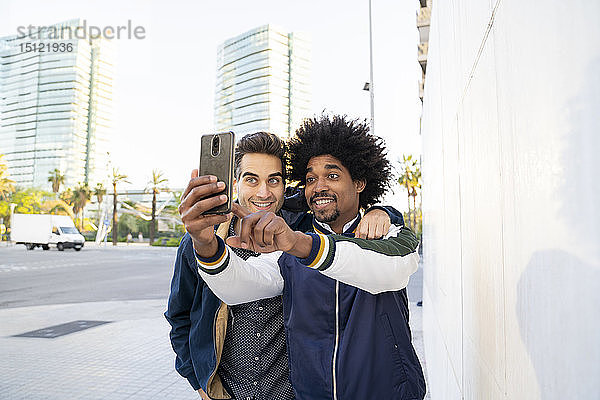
[199,131,235,214]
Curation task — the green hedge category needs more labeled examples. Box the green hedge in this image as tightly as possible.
[151,237,182,247]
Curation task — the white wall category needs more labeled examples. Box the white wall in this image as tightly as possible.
[421,1,600,399]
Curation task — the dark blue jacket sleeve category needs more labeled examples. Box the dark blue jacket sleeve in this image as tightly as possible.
[164,233,201,390]
[365,205,405,226]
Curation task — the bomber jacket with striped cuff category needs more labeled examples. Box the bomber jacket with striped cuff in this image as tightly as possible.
[195,214,426,400]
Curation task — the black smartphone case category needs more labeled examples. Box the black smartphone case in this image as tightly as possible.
[199,132,235,214]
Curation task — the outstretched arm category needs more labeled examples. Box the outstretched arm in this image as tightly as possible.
[195,237,284,305]
[228,209,419,294]
[297,224,419,294]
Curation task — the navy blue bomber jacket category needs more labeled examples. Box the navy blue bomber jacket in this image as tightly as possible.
[194,209,426,400]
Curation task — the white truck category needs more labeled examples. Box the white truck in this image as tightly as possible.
[11,214,85,251]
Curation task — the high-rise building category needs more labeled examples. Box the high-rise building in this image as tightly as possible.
[417,0,431,104]
[0,19,114,189]
[214,25,311,138]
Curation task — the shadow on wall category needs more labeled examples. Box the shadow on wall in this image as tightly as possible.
[517,250,600,399]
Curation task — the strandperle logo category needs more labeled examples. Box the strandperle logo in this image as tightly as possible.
[17,20,146,40]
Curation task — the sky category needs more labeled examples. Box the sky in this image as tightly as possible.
[1,0,423,207]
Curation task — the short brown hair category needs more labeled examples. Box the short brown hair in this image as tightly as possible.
[234,132,287,179]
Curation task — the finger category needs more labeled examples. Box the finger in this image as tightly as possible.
[182,175,217,200]
[354,220,365,239]
[378,221,390,238]
[262,219,279,247]
[253,213,276,247]
[373,221,384,239]
[239,213,263,249]
[232,202,251,219]
[360,227,369,239]
[225,235,242,248]
[367,221,377,240]
[191,169,198,179]
[356,224,368,239]
[180,181,225,213]
[181,195,228,221]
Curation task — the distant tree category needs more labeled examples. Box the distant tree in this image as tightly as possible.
[41,198,75,217]
[0,188,64,230]
[397,154,421,231]
[59,188,74,206]
[47,168,65,194]
[0,154,15,201]
[71,183,91,231]
[409,165,421,214]
[2,189,46,215]
[146,169,169,245]
[94,183,107,205]
[94,183,107,225]
[111,168,130,246]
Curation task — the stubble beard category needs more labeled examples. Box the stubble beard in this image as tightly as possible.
[314,207,340,224]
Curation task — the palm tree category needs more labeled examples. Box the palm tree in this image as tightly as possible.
[0,154,16,201]
[70,183,91,231]
[146,169,169,245]
[94,183,106,205]
[397,155,420,231]
[111,168,130,246]
[60,188,74,207]
[48,169,65,194]
[409,165,421,214]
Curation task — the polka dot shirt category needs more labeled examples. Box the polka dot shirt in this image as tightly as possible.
[216,216,295,400]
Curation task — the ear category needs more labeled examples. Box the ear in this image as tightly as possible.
[233,178,238,199]
[354,179,366,193]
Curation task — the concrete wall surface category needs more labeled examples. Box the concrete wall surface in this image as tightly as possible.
[421,1,600,399]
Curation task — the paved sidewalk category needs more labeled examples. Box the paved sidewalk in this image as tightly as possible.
[0,256,428,400]
[0,299,193,400]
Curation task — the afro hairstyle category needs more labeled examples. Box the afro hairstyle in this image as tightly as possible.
[287,114,392,209]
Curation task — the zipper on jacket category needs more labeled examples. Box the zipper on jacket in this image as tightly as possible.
[332,281,340,400]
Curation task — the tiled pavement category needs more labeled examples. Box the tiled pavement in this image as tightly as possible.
[0,266,428,400]
[0,299,194,400]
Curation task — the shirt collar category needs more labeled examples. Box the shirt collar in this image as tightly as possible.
[312,214,361,235]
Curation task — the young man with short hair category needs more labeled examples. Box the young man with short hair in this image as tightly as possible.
[167,131,397,399]
[183,115,426,400]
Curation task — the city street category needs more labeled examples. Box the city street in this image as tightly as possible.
[0,242,427,400]
[0,242,177,308]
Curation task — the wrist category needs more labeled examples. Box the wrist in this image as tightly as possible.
[193,236,219,258]
[286,232,312,258]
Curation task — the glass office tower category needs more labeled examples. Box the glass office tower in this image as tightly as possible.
[0,19,114,189]
[214,25,311,138]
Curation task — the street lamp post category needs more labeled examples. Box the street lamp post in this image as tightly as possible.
[368,0,375,135]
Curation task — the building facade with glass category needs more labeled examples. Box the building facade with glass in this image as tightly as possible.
[214,25,311,138]
[0,19,114,189]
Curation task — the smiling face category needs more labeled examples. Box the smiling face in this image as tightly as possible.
[235,152,285,214]
[305,154,365,233]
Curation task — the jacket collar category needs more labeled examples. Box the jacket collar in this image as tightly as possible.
[312,214,361,236]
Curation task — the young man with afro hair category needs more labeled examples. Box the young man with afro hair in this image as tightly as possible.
[185,115,426,400]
